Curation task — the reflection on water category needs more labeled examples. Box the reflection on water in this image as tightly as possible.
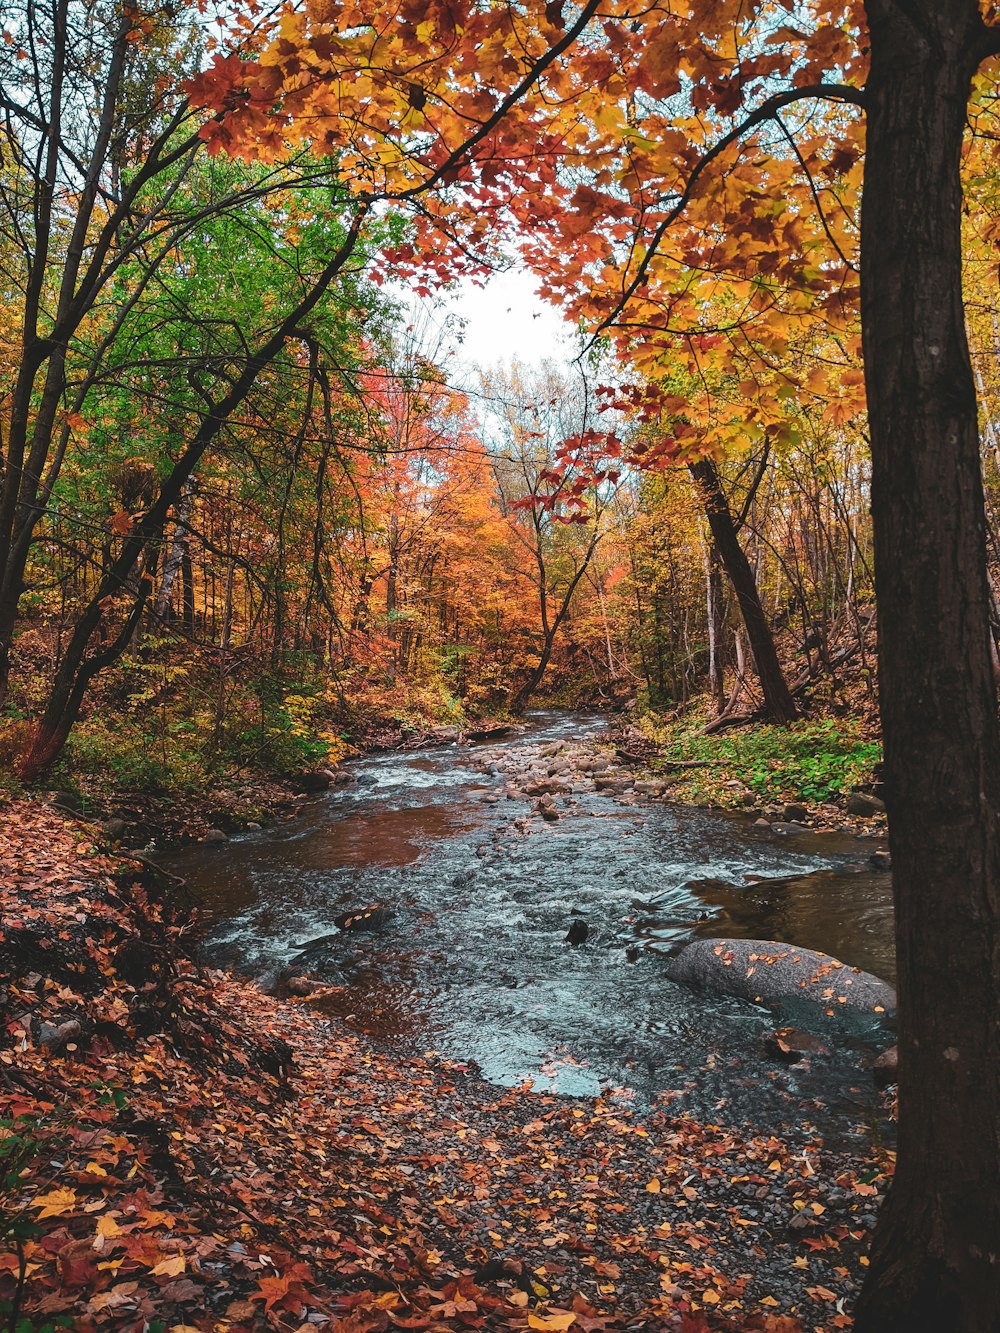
[166,710,895,1134]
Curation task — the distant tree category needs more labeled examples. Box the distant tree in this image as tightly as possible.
[482,362,620,712]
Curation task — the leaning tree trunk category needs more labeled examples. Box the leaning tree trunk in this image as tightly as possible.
[854,4,1000,1329]
[688,458,797,723]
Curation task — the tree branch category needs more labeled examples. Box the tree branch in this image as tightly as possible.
[592,83,867,339]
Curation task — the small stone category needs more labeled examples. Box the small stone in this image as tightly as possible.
[38,1019,82,1051]
[783,803,809,823]
[873,1044,898,1086]
[101,818,128,841]
[869,850,892,872]
[847,792,886,816]
[753,817,771,828]
[202,827,228,843]
[764,1027,830,1063]
[565,920,589,945]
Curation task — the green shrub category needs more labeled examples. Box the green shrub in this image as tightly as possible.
[642,706,881,805]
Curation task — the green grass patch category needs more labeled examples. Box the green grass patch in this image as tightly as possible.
[640,705,881,807]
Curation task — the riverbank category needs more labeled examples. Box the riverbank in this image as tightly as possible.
[1,798,892,1332]
[15,691,887,857]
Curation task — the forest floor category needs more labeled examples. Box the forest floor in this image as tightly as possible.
[1,799,894,1333]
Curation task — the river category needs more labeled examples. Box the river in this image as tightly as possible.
[168,710,895,1140]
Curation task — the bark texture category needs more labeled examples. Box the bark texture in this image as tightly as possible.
[855,3,1000,1328]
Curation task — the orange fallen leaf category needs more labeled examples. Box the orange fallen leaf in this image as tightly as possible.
[528,1314,576,1331]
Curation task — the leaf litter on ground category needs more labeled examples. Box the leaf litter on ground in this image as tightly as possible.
[0,799,892,1331]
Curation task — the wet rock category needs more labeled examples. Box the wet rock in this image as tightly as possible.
[468,725,512,741]
[753,817,771,828]
[869,850,892,872]
[769,821,806,836]
[524,779,566,796]
[202,827,228,843]
[873,1043,899,1085]
[435,726,461,743]
[256,968,288,997]
[667,938,897,1014]
[247,821,263,830]
[533,796,560,821]
[335,904,393,932]
[763,1027,830,1063]
[293,769,333,792]
[285,974,319,996]
[101,817,129,842]
[847,792,886,816]
[565,920,589,945]
[782,803,809,823]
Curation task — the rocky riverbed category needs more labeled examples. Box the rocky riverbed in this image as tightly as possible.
[168,711,896,1145]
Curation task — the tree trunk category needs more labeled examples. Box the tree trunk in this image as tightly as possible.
[153,481,194,623]
[688,458,797,723]
[704,538,726,709]
[854,4,1000,1329]
[509,634,556,715]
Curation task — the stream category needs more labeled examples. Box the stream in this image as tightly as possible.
[168,711,895,1141]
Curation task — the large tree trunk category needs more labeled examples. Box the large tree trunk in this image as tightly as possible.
[688,458,797,723]
[854,4,1000,1329]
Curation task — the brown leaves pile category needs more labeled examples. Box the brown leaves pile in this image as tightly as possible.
[0,800,888,1331]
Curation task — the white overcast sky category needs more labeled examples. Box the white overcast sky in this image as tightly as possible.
[393,268,577,383]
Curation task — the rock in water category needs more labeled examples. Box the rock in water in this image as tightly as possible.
[763,1027,831,1063]
[565,920,589,945]
[334,904,392,933]
[667,938,896,1014]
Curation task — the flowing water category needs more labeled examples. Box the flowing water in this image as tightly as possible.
[168,711,895,1139]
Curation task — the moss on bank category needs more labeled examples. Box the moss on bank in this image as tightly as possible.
[636,703,882,811]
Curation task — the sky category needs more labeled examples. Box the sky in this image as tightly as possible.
[398,268,578,383]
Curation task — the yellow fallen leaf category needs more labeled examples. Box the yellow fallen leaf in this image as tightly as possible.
[151,1254,186,1278]
[31,1188,78,1219]
[509,1291,529,1308]
[759,1295,780,1307]
[528,1315,576,1331]
[702,1289,720,1304]
[646,1178,661,1193]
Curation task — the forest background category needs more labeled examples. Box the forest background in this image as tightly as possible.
[6,0,1000,1326]
[0,0,910,812]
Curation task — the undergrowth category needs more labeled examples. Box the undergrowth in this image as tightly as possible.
[640,704,882,807]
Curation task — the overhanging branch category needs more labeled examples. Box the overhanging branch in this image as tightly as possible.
[592,83,867,339]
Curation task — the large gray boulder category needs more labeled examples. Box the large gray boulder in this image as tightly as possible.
[668,938,896,1015]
